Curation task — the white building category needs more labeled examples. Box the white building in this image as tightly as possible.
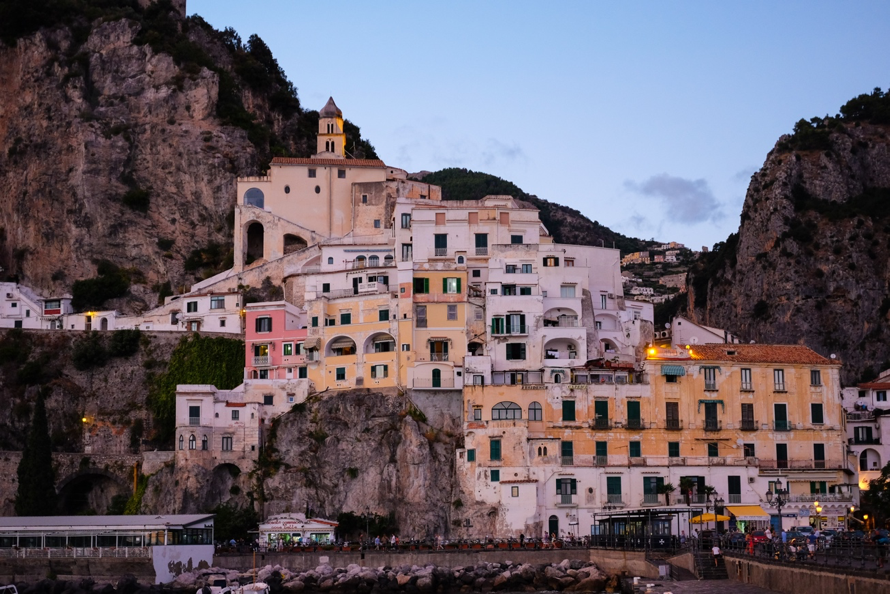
[842,370,890,492]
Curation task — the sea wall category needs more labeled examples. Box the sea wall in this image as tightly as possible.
[725,555,890,594]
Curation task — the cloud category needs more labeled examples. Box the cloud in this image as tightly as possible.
[624,174,724,224]
[481,139,526,167]
[732,166,758,183]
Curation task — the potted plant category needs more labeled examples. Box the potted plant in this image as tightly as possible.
[657,482,676,507]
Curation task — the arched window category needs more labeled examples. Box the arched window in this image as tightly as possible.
[326,140,330,151]
[543,446,547,456]
[529,401,543,421]
[331,141,335,152]
[384,255,394,266]
[188,435,196,450]
[244,188,264,208]
[178,435,184,450]
[355,256,366,268]
[492,401,522,420]
[860,451,869,471]
[368,255,380,267]
[202,435,208,451]
[553,373,562,384]
[457,256,465,264]
[328,257,334,264]
[537,446,542,456]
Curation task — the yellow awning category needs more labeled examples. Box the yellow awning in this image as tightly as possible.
[727,505,769,520]
[689,513,730,524]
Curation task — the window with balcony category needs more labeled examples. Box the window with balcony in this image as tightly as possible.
[519,263,531,274]
[560,285,576,298]
[773,368,786,391]
[562,400,576,421]
[444,277,461,294]
[556,478,576,504]
[434,234,448,256]
[507,313,526,334]
[811,403,824,424]
[490,439,501,461]
[413,277,429,294]
[560,441,574,465]
[371,364,388,379]
[595,441,608,465]
[814,443,825,468]
[668,442,680,457]
[492,401,522,420]
[221,436,233,451]
[401,213,411,229]
[429,340,448,361]
[643,476,663,504]
[606,476,622,504]
[810,369,822,386]
[629,441,641,457]
[529,401,542,421]
[703,367,717,390]
[665,402,680,430]
[232,410,240,421]
[255,316,272,333]
[505,343,526,360]
[594,400,610,429]
[703,401,719,431]
[415,305,427,328]
[474,233,488,256]
[188,405,200,426]
[210,296,225,309]
[728,476,741,504]
[186,301,198,313]
[774,403,789,431]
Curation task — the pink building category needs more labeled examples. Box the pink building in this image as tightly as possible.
[245,302,309,381]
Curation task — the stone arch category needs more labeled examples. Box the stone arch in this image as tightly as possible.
[363,332,395,354]
[283,233,308,255]
[100,317,109,331]
[467,341,483,356]
[860,448,881,471]
[325,335,356,357]
[57,469,129,515]
[245,221,265,263]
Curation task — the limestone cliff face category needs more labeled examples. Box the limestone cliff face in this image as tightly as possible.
[689,120,890,383]
[0,13,317,311]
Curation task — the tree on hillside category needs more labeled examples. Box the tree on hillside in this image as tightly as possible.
[863,461,890,525]
[15,390,57,515]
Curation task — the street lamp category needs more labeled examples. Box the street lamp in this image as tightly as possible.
[765,479,788,532]
[714,496,725,534]
[364,506,371,545]
[812,502,823,531]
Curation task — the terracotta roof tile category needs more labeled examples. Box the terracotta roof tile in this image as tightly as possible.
[687,344,838,366]
[858,382,890,390]
[272,157,385,168]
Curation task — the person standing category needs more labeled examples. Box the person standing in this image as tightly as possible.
[519,533,525,547]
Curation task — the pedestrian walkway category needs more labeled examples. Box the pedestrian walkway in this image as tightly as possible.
[627,578,780,593]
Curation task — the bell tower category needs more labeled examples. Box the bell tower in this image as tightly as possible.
[316,97,346,158]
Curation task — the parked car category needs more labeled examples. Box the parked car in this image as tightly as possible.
[792,525,814,535]
[751,530,769,545]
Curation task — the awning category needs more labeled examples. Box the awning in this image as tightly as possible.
[303,337,320,350]
[689,513,730,524]
[329,339,356,349]
[726,505,769,521]
[661,365,686,376]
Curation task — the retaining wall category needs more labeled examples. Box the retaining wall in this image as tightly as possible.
[725,555,890,594]
[0,557,154,585]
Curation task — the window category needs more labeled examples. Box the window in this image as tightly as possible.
[263,394,273,406]
[561,441,574,463]
[232,410,240,420]
[210,296,225,309]
[472,269,481,278]
[311,316,319,327]
[560,285,576,298]
[741,403,754,429]
[879,391,888,402]
[415,305,427,328]
[258,369,268,379]
[811,403,824,424]
[186,301,198,313]
[327,257,334,265]
[492,402,522,420]
[490,469,500,482]
[444,277,461,294]
[373,219,381,229]
[490,439,502,461]
[813,443,825,466]
[740,368,753,390]
[188,435,196,450]
[707,442,719,457]
[474,307,483,321]
[703,367,717,390]
[322,283,330,293]
[337,169,346,179]
[629,441,641,457]
[601,294,607,309]
[336,367,346,381]
[543,256,559,267]
[10,302,16,308]
[529,401,542,421]
[283,343,293,356]
[202,435,208,450]
[298,367,307,379]
[371,364,388,379]
[401,213,411,228]
[511,486,519,497]
[401,243,413,261]
[519,286,532,295]
[606,477,622,502]
[361,194,368,203]
[507,313,525,333]
[447,304,458,321]
[222,436,233,451]
[308,168,316,178]
[178,435,183,450]
[743,443,755,458]
[562,400,576,421]
[810,480,827,494]
[255,316,272,333]
[511,234,523,244]
[774,369,786,391]
[810,369,822,386]
[413,277,430,294]
[491,317,505,334]
[502,285,517,295]
[506,343,526,360]
[340,312,351,325]
[378,309,389,322]
[467,449,476,462]
[565,258,575,267]
[473,407,482,421]
[668,442,680,457]
[401,343,410,351]
[490,288,498,295]
[44,300,60,310]
[219,318,226,328]
[506,265,518,274]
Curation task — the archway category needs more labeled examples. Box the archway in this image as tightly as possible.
[246,222,265,263]
[364,332,395,354]
[860,448,882,471]
[325,336,357,357]
[57,471,127,515]
[284,234,308,255]
[548,515,559,538]
[468,341,483,356]
[100,318,109,331]
[202,463,245,510]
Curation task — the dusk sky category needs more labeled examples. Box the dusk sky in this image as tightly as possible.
[190,0,890,249]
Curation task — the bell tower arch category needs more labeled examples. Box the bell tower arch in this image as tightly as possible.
[316,97,346,158]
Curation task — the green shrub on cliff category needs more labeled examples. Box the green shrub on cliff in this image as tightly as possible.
[15,391,57,515]
[71,261,130,310]
[148,334,244,441]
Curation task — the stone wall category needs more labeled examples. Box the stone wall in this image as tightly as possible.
[725,555,890,594]
[0,557,154,585]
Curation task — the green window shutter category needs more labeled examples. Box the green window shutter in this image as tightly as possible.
[424,278,429,293]
[812,403,824,424]
[668,442,680,457]
[491,469,500,482]
[810,481,818,494]
[561,441,573,457]
[556,480,562,495]
[629,441,641,457]
[379,309,389,322]
[457,278,462,292]
[519,314,526,331]
[298,367,307,379]
[627,400,640,421]
[443,278,448,293]
[467,449,475,462]
[519,343,526,359]
[311,316,318,327]
[595,400,609,421]
[340,312,351,325]
[570,479,577,495]
[607,476,621,495]
[562,400,576,421]
[490,439,501,461]
[596,441,607,456]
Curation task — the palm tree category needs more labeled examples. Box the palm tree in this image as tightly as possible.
[657,482,675,507]
[679,477,696,505]
[702,485,718,532]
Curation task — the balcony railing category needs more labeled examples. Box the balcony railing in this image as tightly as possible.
[429,353,449,362]
[728,494,742,504]
[625,418,646,430]
[774,383,786,392]
[849,436,881,445]
[304,351,319,362]
[740,419,758,431]
[758,459,845,470]
[642,494,661,505]
[561,456,574,466]
[787,493,853,503]
[593,418,611,430]
[434,248,448,257]
[490,371,544,386]
[740,382,753,391]
[606,494,624,505]
[543,317,579,327]
[594,455,608,466]
[189,416,200,426]
[559,493,574,505]
[252,355,270,367]
[704,419,722,432]
[847,411,876,422]
[705,382,717,391]
[665,419,682,430]
[413,377,455,389]
[475,247,488,256]
[773,420,792,431]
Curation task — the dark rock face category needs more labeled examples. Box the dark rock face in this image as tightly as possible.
[689,121,890,383]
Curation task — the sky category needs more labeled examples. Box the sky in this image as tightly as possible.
[190,0,890,249]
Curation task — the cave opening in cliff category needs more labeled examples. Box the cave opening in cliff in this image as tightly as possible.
[57,473,126,515]
[246,222,265,264]
[283,233,308,255]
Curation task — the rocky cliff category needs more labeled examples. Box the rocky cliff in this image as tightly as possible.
[0,2,373,312]
[688,89,890,383]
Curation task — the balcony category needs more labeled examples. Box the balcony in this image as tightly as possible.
[433,248,448,257]
[475,247,488,256]
[606,494,625,506]
[704,419,722,432]
[787,493,853,503]
[740,419,758,431]
[543,316,579,328]
[740,382,753,391]
[593,419,611,430]
[642,494,661,506]
[728,494,742,504]
[413,377,455,389]
[758,459,845,471]
[665,419,682,431]
[304,351,319,362]
[849,436,881,445]
[629,457,646,466]
[625,418,646,430]
[705,382,717,391]
[252,355,270,367]
[429,353,449,362]
[847,411,875,422]
[559,493,575,506]
[594,455,608,466]
[774,383,786,392]
[189,416,200,426]
[773,420,792,431]
[561,456,574,466]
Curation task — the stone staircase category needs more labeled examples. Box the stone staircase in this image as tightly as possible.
[693,550,728,580]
